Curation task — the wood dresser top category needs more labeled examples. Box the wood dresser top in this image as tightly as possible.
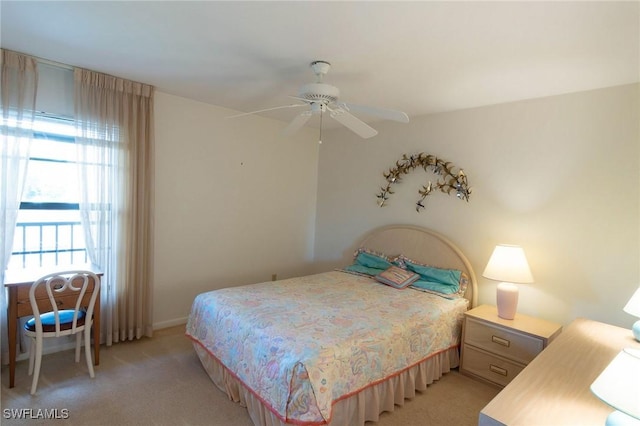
[479,318,640,426]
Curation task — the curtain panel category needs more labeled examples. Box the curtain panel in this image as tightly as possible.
[0,49,38,364]
[74,68,154,345]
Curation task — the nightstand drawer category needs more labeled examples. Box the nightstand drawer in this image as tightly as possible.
[465,317,544,364]
[461,344,525,387]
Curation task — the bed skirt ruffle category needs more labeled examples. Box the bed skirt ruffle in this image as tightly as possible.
[192,342,460,426]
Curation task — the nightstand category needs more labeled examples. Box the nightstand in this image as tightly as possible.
[460,304,562,387]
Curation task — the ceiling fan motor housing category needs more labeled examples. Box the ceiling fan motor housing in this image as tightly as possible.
[298,82,340,105]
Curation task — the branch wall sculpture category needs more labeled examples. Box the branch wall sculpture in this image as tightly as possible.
[376,153,471,212]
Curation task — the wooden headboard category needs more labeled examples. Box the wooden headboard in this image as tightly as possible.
[358,225,477,307]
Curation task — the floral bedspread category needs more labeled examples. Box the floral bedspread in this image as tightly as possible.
[186,270,468,424]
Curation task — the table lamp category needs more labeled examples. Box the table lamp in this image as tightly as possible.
[482,244,534,320]
[590,347,640,426]
[624,287,640,342]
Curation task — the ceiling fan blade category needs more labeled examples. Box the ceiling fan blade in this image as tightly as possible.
[227,103,305,119]
[329,108,378,139]
[283,110,312,135]
[340,102,409,123]
[288,95,310,102]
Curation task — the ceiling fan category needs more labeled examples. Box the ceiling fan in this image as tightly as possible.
[228,60,409,140]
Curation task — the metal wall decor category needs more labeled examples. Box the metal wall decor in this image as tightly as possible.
[377,153,471,212]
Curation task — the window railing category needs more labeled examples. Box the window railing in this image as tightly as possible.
[11,221,88,269]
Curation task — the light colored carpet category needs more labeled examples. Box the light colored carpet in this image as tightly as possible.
[1,326,499,425]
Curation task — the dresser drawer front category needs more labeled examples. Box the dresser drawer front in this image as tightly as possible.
[462,344,525,387]
[465,317,544,364]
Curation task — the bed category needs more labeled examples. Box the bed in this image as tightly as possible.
[186,225,477,425]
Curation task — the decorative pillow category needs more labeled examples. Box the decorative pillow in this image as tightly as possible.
[399,255,468,297]
[375,265,420,289]
[343,248,394,276]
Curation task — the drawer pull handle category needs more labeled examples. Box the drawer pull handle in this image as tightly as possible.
[492,335,510,347]
[489,364,508,376]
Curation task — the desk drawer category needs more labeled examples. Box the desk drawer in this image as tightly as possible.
[462,344,525,387]
[465,317,544,364]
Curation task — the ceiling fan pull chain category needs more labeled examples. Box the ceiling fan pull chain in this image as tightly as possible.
[319,106,323,144]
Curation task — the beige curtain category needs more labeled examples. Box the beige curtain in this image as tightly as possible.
[0,49,38,364]
[74,68,154,344]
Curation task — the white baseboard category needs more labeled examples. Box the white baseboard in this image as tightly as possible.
[153,317,188,330]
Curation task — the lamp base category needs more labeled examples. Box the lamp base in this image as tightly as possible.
[496,282,519,320]
[632,320,640,342]
[605,410,640,426]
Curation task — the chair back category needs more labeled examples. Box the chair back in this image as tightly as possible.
[28,270,101,337]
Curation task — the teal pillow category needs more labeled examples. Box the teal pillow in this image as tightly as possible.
[405,262,461,286]
[410,279,460,295]
[344,249,393,276]
[403,259,461,293]
[354,251,392,269]
[344,264,387,276]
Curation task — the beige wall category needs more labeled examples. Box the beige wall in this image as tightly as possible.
[29,58,640,341]
[152,84,639,330]
[314,84,640,328]
[153,92,319,327]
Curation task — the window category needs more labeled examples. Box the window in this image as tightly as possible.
[7,115,88,270]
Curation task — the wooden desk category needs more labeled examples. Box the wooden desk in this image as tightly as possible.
[4,266,102,388]
[479,318,640,426]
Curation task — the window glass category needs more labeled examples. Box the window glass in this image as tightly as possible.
[7,115,88,270]
[24,118,79,203]
[22,157,79,204]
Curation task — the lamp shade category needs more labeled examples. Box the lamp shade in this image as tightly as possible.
[624,287,640,318]
[482,244,534,284]
[591,348,640,421]
[624,287,640,342]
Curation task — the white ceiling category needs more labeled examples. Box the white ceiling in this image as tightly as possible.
[1,1,639,129]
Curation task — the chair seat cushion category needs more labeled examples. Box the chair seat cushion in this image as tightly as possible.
[25,310,86,333]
